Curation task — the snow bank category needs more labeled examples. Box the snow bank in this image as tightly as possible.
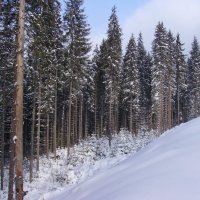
[46,117,200,200]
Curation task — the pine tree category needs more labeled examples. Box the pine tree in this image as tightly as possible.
[93,40,108,137]
[122,34,140,133]
[137,33,151,128]
[63,0,91,153]
[174,34,187,124]
[104,6,122,143]
[166,30,176,128]
[143,53,153,129]
[188,37,200,118]
[27,0,63,171]
[0,0,17,196]
[152,22,168,133]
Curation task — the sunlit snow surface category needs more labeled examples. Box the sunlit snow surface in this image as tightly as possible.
[45,118,200,200]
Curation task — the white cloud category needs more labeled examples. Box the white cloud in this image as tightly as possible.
[123,0,200,53]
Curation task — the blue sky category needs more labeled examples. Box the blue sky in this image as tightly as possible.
[62,0,200,53]
[84,0,147,32]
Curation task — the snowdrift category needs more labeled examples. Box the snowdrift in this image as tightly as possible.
[48,118,200,200]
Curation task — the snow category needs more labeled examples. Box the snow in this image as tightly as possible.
[13,135,17,143]
[45,117,200,200]
[0,129,155,200]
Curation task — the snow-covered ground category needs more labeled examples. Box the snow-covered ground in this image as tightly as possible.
[44,117,200,200]
[0,129,155,200]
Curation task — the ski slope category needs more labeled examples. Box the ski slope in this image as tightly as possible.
[47,118,200,200]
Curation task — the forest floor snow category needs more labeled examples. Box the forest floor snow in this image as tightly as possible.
[1,129,155,200]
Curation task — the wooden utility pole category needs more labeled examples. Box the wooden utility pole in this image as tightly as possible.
[15,0,25,199]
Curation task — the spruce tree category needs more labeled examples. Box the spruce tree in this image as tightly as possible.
[27,0,63,170]
[63,0,91,151]
[188,37,200,118]
[152,22,168,133]
[93,40,108,137]
[166,30,176,128]
[137,33,151,128]
[174,34,187,124]
[104,6,122,141]
[122,34,140,133]
[0,0,17,195]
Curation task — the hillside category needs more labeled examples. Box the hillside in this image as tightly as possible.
[46,118,200,200]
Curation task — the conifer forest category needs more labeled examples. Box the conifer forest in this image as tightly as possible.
[0,0,200,199]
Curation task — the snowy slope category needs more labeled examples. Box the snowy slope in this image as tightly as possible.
[47,118,200,200]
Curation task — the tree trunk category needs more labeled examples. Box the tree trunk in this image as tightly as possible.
[129,98,133,134]
[109,88,113,147]
[30,90,36,182]
[158,80,164,134]
[53,70,58,157]
[0,73,5,190]
[8,120,15,200]
[15,0,25,198]
[67,82,72,157]
[46,112,50,159]
[85,108,88,139]
[168,80,172,129]
[177,84,180,125]
[61,105,65,148]
[36,82,41,171]
[94,90,97,136]
[79,97,83,141]
[100,114,103,137]
[74,97,78,144]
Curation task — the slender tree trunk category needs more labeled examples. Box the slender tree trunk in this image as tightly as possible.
[30,90,36,182]
[74,97,78,143]
[67,82,72,157]
[8,120,15,200]
[46,113,49,159]
[94,90,97,136]
[168,80,172,129]
[1,75,5,190]
[129,98,133,133]
[36,82,41,171]
[115,100,119,133]
[53,70,57,157]
[100,114,103,137]
[109,88,113,147]
[79,97,83,141]
[158,81,164,134]
[0,115,5,191]
[15,0,25,198]
[61,105,65,148]
[85,108,88,138]
[177,84,180,125]
[124,112,127,129]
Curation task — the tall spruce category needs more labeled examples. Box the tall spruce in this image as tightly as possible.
[122,34,140,133]
[63,0,91,153]
[174,34,187,124]
[104,6,122,144]
[137,33,151,128]
[166,30,176,129]
[0,0,17,197]
[93,40,108,137]
[27,0,63,171]
[152,22,168,133]
[188,37,200,118]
